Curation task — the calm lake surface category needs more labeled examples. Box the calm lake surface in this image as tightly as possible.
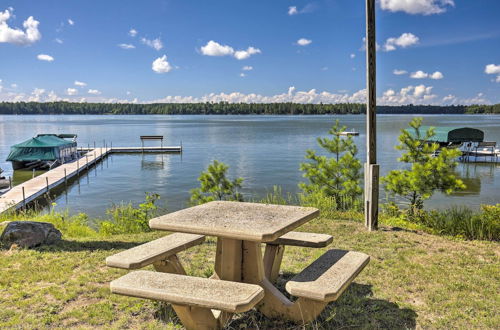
[0,114,499,216]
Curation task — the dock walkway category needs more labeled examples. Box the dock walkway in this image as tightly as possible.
[0,145,182,214]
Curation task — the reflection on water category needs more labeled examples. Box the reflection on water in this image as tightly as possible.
[0,114,499,216]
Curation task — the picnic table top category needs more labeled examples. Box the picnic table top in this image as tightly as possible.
[149,201,319,242]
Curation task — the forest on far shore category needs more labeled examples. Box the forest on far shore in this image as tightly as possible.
[0,102,499,115]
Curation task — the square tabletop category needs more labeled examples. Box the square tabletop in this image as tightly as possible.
[149,201,319,242]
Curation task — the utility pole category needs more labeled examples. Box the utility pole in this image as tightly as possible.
[365,0,379,231]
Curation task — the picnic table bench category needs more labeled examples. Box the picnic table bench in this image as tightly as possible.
[107,201,369,329]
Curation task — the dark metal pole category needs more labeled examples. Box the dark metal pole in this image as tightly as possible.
[365,0,379,231]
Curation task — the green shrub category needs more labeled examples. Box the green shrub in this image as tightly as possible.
[190,160,244,205]
[400,204,499,241]
[98,193,160,236]
[0,205,97,238]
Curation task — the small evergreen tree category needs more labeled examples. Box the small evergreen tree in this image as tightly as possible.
[299,120,362,210]
[382,118,465,216]
[190,160,244,205]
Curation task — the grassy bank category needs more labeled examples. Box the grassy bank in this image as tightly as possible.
[1,216,498,329]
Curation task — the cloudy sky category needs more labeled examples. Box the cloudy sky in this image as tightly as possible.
[0,0,499,105]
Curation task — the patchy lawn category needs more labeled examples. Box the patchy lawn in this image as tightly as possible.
[1,219,498,329]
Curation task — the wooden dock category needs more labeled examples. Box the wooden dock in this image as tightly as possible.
[0,145,182,214]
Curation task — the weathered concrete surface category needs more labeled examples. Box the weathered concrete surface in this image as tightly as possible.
[110,270,264,313]
[285,249,370,302]
[0,221,62,248]
[271,231,333,248]
[149,201,319,242]
[106,233,205,269]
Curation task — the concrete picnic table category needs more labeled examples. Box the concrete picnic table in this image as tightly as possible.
[109,201,369,329]
[149,201,328,321]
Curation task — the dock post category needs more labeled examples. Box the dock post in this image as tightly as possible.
[46,177,49,192]
[9,176,12,189]
[22,186,26,207]
[32,168,35,178]
[86,154,89,169]
[77,158,80,175]
[64,168,67,184]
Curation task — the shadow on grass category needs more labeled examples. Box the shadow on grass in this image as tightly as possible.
[229,281,417,329]
[155,272,417,330]
[31,239,142,252]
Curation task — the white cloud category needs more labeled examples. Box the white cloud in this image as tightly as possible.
[380,0,454,15]
[430,71,444,79]
[485,64,500,75]
[287,4,317,15]
[150,87,367,104]
[384,33,419,51]
[118,43,135,49]
[141,37,163,50]
[74,81,87,87]
[242,66,253,71]
[410,70,428,79]
[0,8,41,45]
[11,83,17,88]
[67,18,74,26]
[66,88,78,95]
[378,84,437,105]
[296,38,312,46]
[234,46,261,60]
[200,40,261,60]
[288,6,298,15]
[239,73,246,78]
[37,54,54,62]
[409,70,444,79]
[461,93,490,105]
[88,89,101,95]
[393,69,408,75]
[55,38,63,44]
[126,91,131,95]
[129,28,137,37]
[200,40,234,56]
[485,64,500,83]
[350,53,356,59]
[152,55,172,73]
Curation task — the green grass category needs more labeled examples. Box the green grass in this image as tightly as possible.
[1,217,498,329]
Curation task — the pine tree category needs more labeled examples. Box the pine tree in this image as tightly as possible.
[190,160,244,205]
[299,120,362,210]
[382,117,465,216]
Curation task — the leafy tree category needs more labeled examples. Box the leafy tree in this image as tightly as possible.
[382,118,465,216]
[299,120,362,210]
[190,160,244,205]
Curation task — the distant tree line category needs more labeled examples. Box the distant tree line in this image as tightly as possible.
[0,102,499,115]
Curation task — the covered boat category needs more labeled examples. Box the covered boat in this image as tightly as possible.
[6,134,78,170]
[408,126,484,145]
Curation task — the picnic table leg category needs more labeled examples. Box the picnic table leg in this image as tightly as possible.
[212,238,243,327]
[171,304,220,330]
[263,244,285,283]
[153,254,186,274]
[242,241,327,323]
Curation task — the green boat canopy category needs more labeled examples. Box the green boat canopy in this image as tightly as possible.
[6,135,76,162]
[407,126,484,144]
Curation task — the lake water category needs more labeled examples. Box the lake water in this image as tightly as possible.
[0,114,499,217]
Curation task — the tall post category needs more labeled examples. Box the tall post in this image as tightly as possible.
[365,0,379,231]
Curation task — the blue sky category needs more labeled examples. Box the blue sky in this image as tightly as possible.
[0,0,499,105]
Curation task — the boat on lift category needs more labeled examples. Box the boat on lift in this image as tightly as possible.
[6,134,79,170]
